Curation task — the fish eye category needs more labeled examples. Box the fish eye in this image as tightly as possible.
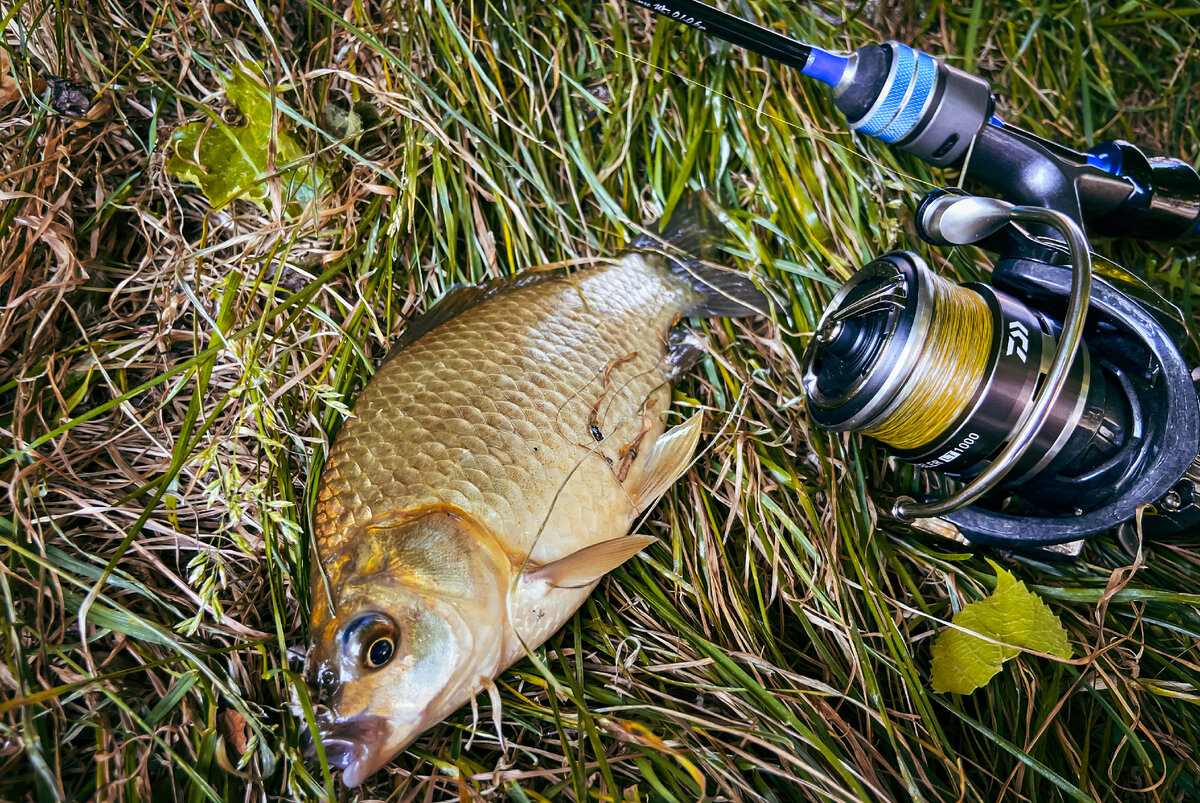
[365,637,394,669]
[342,612,399,671]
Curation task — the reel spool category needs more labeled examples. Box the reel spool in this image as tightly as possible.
[801,194,1200,548]
[804,253,1131,496]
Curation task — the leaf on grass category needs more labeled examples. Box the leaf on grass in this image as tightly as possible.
[165,62,323,212]
[931,562,1072,694]
[0,50,19,108]
[217,707,250,756]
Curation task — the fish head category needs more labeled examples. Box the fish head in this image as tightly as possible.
[305,509,506,787]
[306,585,473,785]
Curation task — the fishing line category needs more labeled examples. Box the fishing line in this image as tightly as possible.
[859,272,992,450]
[594,38,941,192]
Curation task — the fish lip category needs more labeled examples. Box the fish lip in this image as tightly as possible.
[303,713,395,787]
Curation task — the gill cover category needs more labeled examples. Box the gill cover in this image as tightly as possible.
[307,508,507,786]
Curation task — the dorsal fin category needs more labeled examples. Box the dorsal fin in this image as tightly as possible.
[630,193,717,257]
[380,268,571,365]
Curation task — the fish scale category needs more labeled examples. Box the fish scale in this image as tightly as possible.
[314,256,686,572]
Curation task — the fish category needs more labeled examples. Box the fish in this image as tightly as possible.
[304,196,766,787]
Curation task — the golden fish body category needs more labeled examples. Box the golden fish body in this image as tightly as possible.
[307,202,763,786]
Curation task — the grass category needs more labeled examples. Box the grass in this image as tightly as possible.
[2,0,1200,800]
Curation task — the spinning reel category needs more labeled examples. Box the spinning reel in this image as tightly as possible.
[627,0,1200,550]
[801,193,1200,549]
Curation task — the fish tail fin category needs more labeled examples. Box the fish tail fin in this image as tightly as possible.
[632,193,769,318]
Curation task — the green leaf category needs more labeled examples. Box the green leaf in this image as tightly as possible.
[165,62,324,212]
[931,562,1073,694]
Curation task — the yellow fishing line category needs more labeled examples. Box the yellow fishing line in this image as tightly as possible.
[863,275,992,451]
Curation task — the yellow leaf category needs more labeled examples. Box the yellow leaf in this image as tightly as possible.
[165,62,324,213]
[931,562,1072,694]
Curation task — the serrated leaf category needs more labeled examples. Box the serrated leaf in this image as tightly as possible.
[165,62,323,212]
[931,562,1073,694]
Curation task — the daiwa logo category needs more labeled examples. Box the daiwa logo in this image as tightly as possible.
[1006,321,1030,362]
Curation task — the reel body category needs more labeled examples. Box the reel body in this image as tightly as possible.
[802,198,1200,548]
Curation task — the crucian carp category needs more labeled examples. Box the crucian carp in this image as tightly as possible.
[305,196,766,786]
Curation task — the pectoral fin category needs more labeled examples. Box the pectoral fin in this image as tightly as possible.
[524,535,657,588]
[626,411,703,511]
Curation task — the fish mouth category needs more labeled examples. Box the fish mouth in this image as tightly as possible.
[302,713,394,787]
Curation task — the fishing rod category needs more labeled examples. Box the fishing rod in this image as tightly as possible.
[625,0,1200,552]
[629,0,1200,236]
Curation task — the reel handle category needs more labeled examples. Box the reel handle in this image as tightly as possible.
[625,0,1200,239]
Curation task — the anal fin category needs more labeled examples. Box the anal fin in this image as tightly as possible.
[524,535,657,588]
[626,411,703,512]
